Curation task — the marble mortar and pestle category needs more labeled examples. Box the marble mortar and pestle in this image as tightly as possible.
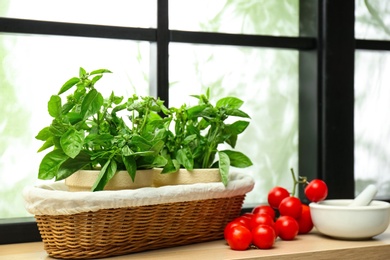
[309,184,390,240]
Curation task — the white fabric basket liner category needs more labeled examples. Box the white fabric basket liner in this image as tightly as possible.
[23,172,254,216]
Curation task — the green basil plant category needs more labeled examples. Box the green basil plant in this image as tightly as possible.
[161,89,253,186]
[36,68,169,191]
[36,68,253,191]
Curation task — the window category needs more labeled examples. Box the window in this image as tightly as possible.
[169,0,298,36]
[1,0,301,228]
[169,43,299,203]
[355,0,390,199]
[0,34,151,219]
[1,0,388,244]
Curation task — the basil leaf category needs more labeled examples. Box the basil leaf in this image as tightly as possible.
[228,120,250,135]
[80,89,103,119]
[61,101,75,115]
[112,95,124,105]
[161,158,180,174]
[49,119,68,136]
[223,121,250,148]
[92,159,117,191]
[176,148,193,170]
[35,127,52,141]
[216,97,243,109]
[38,149,69,180]
[182,134,197,145]
[56,151,91,180]
[218,151,230,186]
[221,150,253,168]
[37,137,54,152]
[48,95,62,118]
[187,105,214,120]
[122,155,137,181]
[91,75,103,86]
[90,69,112,75]
[121,146,133,156]
[150,140,164,154]
[226,108,250,118]
[225,133,237,148]
[58,77,79,95]
[79,67,87,78]
[67,112,83,125]
[152,155,168,168]
[60,128,84,158]
[132,135,152,151]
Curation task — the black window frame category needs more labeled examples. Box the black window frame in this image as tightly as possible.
[0,0,388,244]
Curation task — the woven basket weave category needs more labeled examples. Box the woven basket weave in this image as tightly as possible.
[35,195,245,259]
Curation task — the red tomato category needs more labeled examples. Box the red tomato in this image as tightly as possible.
[225,225,252,251]
[305,179,328,202]
[268,186,290,209]
[278,196,302,220]
[232,216,252,230]
[241,212,254,221]
[275,216,299,240]
[251,224,275,249]
[224,221,244,240]
[251,205,276,220]
[250,213,274,230]
[297,205,314,234]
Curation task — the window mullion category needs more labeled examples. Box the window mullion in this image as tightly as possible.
[0,17,156,41]
[156,0,169,105]
[299,0,355,200]
[298,0,321,203]
[320,0,355,199]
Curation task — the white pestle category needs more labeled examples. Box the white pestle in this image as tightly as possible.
[349,184,378,207]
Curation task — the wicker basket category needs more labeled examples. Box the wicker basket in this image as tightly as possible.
[25,173,253,259]
[36,195,244,259]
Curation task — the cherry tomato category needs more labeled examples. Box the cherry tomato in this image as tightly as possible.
[278,196,302,219]
[241,212,254,221]
[275,216,299,240]
[251,205,276,220]
[297,204,314,234]
[251,224,275,249]
[224,221,244,240]
[305,179,328,202]
[225,225,252,251]
[268,186,290,209]
[232,216,251,230]
[250,213,274,230]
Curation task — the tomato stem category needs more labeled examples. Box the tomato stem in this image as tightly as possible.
[291,168,297,197]
[290,168,308,197]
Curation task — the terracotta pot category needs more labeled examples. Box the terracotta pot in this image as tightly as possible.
[65,169,155,192]
[153,168,221,187]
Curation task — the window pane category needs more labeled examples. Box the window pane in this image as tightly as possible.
[0,0,156,28]
[169,43,299,205]
[0,34,150,219]
[355,0,390,40]
[169,0,299,36]
[355,51,390,198]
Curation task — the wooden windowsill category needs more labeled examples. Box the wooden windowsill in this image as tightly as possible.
[1,226,389,259]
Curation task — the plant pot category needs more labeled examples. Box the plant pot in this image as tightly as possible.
[65,169,155,192]
[153,168,222,187]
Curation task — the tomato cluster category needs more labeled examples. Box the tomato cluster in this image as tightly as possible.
[224,177,328,251]
[224,206,276,250]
